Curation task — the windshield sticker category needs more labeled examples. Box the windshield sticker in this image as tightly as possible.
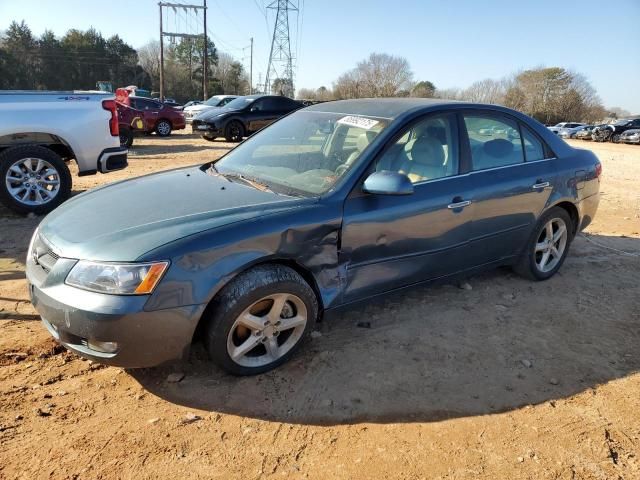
[337,115,379,130]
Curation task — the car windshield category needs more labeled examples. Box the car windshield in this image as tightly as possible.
[204,96,224,106]
[212,110,389,196]
[223,97,255,110]
[614,119,630,126]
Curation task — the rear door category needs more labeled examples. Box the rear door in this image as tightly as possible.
[462,111,555,265]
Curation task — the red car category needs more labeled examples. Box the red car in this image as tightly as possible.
[117,104,145,147]
[121,96,185,137]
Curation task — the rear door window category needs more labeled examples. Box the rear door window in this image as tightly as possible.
[521,126,546,162]
[463,113,525,170]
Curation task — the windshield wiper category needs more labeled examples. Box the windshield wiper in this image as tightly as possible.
[222,172,274,193]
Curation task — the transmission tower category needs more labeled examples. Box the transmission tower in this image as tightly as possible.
[264,0,297,97]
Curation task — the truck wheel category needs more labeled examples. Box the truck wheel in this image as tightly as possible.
[119,128,134,148]
[224,121,245,142]
[204,264,318,376]
[0,145,72,215]
[155,120,172,137]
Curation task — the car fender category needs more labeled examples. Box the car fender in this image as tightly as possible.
[141,201,343,312]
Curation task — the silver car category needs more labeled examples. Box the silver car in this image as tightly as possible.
[183,95,237,123]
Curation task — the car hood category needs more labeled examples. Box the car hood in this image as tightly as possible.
[622,129,640,135]
[38,167,307,261]
[196,106,241,121]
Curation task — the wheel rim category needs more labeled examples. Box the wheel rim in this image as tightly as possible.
[157,122,170,135]
[534,217,568,273]
[5,157,60,206]
[229,122,242,141]
[226,293,307,368]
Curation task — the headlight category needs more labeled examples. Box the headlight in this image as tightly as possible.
[66,260,169,295]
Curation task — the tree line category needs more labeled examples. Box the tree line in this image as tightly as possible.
[0,21,249,102]
[296,53,627,124]
[0,21,148,91]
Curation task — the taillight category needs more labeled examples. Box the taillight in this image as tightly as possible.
[595,162,602,179]
[102,100,119,137]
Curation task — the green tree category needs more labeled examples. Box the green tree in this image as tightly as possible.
[411,80,436,98]
[2,20,37,88]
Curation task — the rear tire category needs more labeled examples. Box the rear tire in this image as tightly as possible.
[155,120,172,137]
[0,145,72,215]
[513,207,574,281]
[204,264,318,376]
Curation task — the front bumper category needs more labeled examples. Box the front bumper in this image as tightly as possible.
[26,247,205,368]
[191,121,221,137]
[621,136,640,144]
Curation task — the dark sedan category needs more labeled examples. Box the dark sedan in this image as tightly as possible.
[27,99,601,375]
[191,94,303,142]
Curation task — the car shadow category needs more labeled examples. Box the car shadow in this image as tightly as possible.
[131,233,640,425]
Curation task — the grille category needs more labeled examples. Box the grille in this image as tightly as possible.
[32,234,59,273]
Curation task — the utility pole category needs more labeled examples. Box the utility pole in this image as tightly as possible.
[265,0,297,97]
[249,37,253,94]
[158,2,207,101]
[203,0,208,100]
[159,3,164,100]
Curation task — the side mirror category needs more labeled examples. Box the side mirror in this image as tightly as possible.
[362,171,414,195]
[250,106,259,112]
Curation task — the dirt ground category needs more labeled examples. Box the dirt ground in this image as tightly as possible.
[1,132,639,480]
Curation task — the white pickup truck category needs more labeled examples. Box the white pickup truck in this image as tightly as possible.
[0,91,128,214]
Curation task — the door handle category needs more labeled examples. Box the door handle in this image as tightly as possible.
[447,200,471,209]
[532,181,550,189]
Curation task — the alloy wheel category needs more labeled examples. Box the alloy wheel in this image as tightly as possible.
[226,293,308,368]
[534,217,568,273]
[4,157,61,206]
[157,121,171,136]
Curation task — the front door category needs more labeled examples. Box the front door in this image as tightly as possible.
[246,97,280,132]
[340,112,475,303]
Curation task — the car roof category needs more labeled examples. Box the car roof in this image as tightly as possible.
[304,98,466,119]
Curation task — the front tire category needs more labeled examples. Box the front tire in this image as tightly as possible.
[155,120,172,137]
[224,120,245,142]
[119,127,134,148]
[513,207,573,281]
[0,145,72,215]
[204,265,318,376]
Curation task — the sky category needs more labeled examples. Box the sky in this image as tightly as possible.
[1,0,639,112]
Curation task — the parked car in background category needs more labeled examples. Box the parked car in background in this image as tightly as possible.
[159,98,183,110]
[183,100,202,109]
[28,98,601,375]
[619,129,640,144]
[183,95,237,124]
[0,91,127,214]
[558,125,594,139]
[548,122,586,134]
[116,104,145,148]
[574,126,594,140]
[192,94,303,142]
[126,96,186,137]
[593,118,640,143]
